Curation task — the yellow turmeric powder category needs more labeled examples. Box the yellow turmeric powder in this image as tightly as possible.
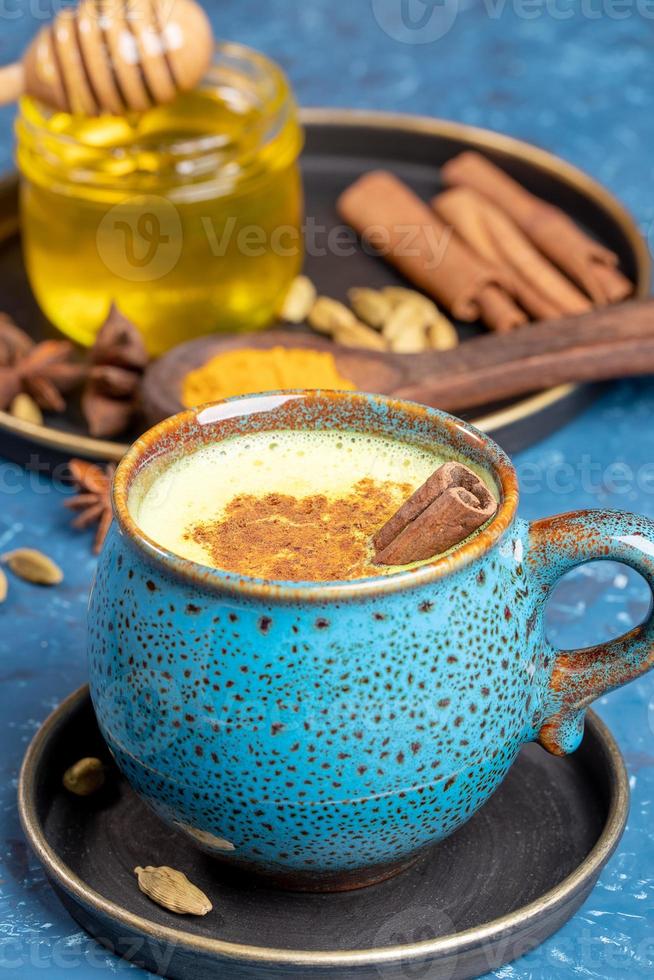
[182,346,357,406]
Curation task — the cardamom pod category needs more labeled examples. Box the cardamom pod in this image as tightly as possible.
[134,866,213,916]
[63,757,105,796]
[347,288,392,329]
[389,324,429,353]
[382,287,441,321]
[383,291,456,352]
[333,319,388,351]
[280,275,317,324]
[0,567,7,604]
[383,303,430,353]
[2,548,63,585]
[174,820,236,852]
[428,315,459,351]
[9,393,44,425]
[308,297,358,335]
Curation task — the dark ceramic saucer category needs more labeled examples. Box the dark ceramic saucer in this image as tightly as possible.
[19,686,628,980]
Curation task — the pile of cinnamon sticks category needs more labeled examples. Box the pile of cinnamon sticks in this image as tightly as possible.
[338,152,633,334]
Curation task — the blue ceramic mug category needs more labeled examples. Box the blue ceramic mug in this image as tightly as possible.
[88,391,654,891]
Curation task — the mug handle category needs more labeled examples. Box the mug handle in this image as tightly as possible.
[529,509,654,756]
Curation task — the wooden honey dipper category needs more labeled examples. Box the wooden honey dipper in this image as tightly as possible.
[0,0,215,115]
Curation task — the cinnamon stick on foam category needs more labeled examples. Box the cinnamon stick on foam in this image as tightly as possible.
[441,152,633,306]
[338,171,527,333]
[373,462,498,566]
[433,188,592,319]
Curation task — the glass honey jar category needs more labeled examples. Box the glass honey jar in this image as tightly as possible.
[15,43,304,356]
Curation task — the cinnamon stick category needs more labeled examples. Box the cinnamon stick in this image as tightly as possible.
[477,285,528,334]
[337,171,527,333]
[433,188,592,318]
[430,191,560,321]
[373,462,498,565]
[441,152,634,305]
[504,276,561,323]
[431,188,559,320]
[592,262,634,304]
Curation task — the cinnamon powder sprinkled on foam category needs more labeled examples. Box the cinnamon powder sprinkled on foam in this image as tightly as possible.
[185,478,413,582]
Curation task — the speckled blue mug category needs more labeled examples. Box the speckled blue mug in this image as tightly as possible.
[88,391,654,891]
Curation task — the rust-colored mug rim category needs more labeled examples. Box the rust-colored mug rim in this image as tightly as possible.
[112,390,520,603]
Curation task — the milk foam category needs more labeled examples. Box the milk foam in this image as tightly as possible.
[130,429,496,577]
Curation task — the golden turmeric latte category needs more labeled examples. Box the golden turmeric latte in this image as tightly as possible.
[130,429,463,581]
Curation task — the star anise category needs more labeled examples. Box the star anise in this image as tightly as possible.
[82,305,148,438]
[0,313,32,366]
[65,459,116,554]
[0,315,87,413]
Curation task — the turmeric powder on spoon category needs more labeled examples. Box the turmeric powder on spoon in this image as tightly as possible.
[181,346,357,407]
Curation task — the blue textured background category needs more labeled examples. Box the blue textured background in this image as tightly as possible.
[1,1,653,977]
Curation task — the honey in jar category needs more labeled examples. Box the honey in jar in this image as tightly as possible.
[15,43,304,356]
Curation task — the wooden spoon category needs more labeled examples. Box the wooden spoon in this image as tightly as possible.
[0,0,214,115]
[142,299,654,425]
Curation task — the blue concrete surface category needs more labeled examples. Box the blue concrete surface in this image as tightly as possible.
[1,1,653,977]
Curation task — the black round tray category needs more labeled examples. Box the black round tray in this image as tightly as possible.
[19,686,629,980]
[0,108,649,467]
